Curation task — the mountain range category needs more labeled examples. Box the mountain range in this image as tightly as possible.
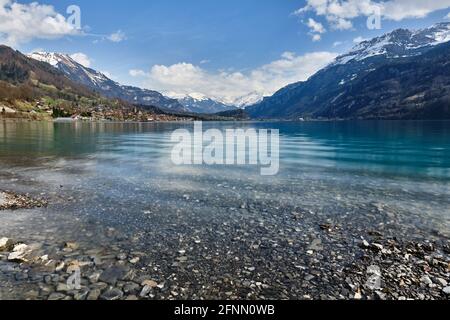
[169,93,237,114]
[247,22,450,120]
[3,22,450,120]
[28,52,188,113]
[0,44,107,117]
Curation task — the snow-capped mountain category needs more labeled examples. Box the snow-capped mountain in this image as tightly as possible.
[333,22,450,65]
[28,52,186,112]
[172,93,237,114]
[232,92,263,108]
[247,22,450,120]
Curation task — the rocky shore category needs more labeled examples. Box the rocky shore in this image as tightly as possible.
[0,187,449,300]
[0,191,47,211]
[0,227,448,300]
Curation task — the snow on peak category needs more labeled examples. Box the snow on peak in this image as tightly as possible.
[28,51,111,87]
[232,92,263,108]
[29,52,78,68]
[333,22,450,66]
[187,92,209,101]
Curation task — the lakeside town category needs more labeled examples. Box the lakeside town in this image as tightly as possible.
[1,103,196,122]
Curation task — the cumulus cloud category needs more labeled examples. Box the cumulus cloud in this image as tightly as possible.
[129,51,338,105]
[70,52,91,68]
[306,18,326,41]
[297,0,450,30]
[312,34,322,41]
[0,0,78,47]
[307,18,326,33]
[107,30,126,42]
[353,36,369,43]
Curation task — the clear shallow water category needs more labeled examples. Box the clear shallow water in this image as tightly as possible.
[1,120,450,299]
[1,120,450,238]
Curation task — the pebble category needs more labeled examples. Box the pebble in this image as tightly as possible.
[56,283,70,292]
[420,275,433,286]
[48,293,66,300]
[123,282,140,294]
[99,265,130,285]
[354,292,362,300]
[361,240,370,248]
[100,288,124,301]
[64,242,79,251]
[140,285,152,298]
[117,253,127,261]
[371,243,384,252]
[435,278,447,287]
[141,279,158,288]
[74,289,90,301]
[129,257,140,264]
[87,289,101,300]
[0,237,14,251]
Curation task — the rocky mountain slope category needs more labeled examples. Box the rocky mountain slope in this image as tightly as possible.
[28,52,186,113]
[247,23,450,120]
[172,93,237,114]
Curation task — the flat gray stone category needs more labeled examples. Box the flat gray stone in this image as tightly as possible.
[100,288,124,301]
[99,265,130,285]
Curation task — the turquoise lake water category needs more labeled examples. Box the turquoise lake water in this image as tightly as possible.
[0,121,449,239]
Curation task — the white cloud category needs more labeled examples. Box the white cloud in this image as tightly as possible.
[129,69,147,77]
[0,0,78,47]
[382,0,450,21]
[353,36,368,43]
[107,30,126,43]
[312,34,322,41]
[70,52,91,68]
[306,18,326,41]
[130,51,338,105]
[307,18,326,33]
[297,0,450,31]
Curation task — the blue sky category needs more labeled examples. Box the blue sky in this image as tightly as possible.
[2,0,450,104]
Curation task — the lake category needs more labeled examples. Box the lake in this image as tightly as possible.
[0,120,449,300]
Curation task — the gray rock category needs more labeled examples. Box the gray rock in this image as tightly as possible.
[360,240,370,248]
[117,253,127,261]
[308,238,323,251]
[8,244,30,262]
[99,265,130,285]
[100,288,124,301]
[87,289,101,300]
[48,293,66,300]
[443,287,450,295]
[420,275,433,286]
[140,285,152,298]
[74,289,90,301]
[123,282,140,294]
[0,237,14,252]
[88,271,101,284]
[371,243,384,252]
[56,283,70,292]
[435,278,448,287]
